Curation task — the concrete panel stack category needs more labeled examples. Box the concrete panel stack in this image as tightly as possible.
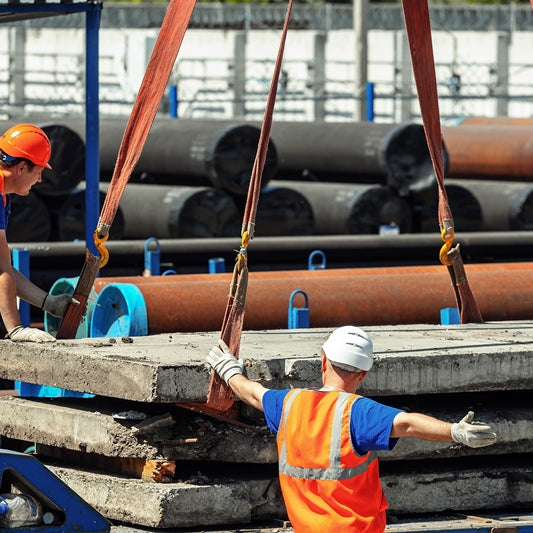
[0,324,531,529]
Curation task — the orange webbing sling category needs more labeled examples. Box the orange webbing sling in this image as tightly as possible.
[56,0,197,339]
[400,0,482,323]
[181,0,294,415]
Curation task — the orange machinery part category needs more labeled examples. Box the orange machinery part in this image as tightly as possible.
[93,262,533,333]
[442,125,533,180]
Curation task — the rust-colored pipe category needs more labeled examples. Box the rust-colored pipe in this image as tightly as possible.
[442,125,533,180]
[92,262,533,333]
[458,117,533,127]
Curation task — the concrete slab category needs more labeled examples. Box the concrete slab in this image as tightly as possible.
[46,461,533,528]
[0,397,277,463]
[0,321,532,402]
[0,396,530,462]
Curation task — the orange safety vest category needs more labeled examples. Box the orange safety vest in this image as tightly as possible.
[277,389,388,533]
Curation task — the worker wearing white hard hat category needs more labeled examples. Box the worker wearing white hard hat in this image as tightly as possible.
[206,326,497,533]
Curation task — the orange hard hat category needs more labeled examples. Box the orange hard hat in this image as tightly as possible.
[0,123,52,169]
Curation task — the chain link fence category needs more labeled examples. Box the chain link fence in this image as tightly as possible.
[1,3,533,122]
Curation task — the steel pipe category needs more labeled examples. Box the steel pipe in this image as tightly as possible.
[255,184,314,236]
[271,179,412,234]
[457,116,533,127]
[45,117,278,196]
[11,232,533,274]
[447,179,533,231]
[91,262,533,333]
[261,121,446,197]
[408,183,483,233]
[442,125,533,180]
[112,183,241,239]
[54,188,125,242]
[7,192,51,242]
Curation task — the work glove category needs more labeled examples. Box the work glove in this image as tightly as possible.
[451,411,497,448]
[206,339,244,385]
[7,326,56,343]
[42,293,80,318]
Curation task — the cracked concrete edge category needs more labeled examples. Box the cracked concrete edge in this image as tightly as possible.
[47,463,533,529]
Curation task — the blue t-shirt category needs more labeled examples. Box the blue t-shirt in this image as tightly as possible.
[0,192,11,230]
[262,389,402,455]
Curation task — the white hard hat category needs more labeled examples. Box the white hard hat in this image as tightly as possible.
[322,326,373,371]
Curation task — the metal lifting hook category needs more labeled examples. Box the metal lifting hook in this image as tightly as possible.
[93,230,110,268]
[439,226,455,266]
[236,231,250,271]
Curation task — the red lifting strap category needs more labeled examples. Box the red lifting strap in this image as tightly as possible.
[401,0,482,323]
[180,0,295,415]
[56,0,197,339]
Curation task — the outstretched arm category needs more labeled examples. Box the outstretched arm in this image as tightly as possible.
[391,410,497,448]
[391,411,452,441]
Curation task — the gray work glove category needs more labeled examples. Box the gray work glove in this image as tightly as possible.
[42,293,80,318]
[451,411,497,448]
[206,339,244,385]
[7,326,56,343]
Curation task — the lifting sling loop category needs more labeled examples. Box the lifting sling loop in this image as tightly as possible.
[400,0,482,323]
[56,0,197,339]
[181,0,294,414]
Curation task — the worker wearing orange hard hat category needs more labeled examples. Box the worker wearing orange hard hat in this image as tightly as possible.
[207,326,497,533]
[0,124,78,342]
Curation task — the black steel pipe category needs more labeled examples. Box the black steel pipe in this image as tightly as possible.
[11,232,533,276]
[408,183,483,233]
[95,182,240,239]
[257,121,447,198]
[447,179,533,231]
[45,117,278,196]
[271,179,412,234]
[7,192,52,242]
[254,184,315,236]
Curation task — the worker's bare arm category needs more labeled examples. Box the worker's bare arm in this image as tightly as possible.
[390,411,453,441]
[227,374,267,412]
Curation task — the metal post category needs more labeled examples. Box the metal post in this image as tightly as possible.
[366,81,374,121]
[312,33,326,122]
[495,32,510,117]
[233,33,246,118]
[353,0,368,121]
[85,3,102,256]
[9,27,25,109]
[169,85,178,118]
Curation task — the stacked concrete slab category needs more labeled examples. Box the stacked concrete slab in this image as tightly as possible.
[0,322,532,529]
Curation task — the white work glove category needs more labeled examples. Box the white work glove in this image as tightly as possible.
[451,411,497,448]
[42,293,80,318]
[206,339,244,385]
[7,325,56,343]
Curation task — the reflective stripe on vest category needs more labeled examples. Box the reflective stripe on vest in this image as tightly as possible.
[278,389,377,481]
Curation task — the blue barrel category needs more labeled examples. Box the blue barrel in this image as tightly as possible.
[44,277,96,339]
[90,283,148,338]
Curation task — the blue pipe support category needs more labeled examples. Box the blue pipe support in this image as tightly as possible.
[12,249,30,327]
